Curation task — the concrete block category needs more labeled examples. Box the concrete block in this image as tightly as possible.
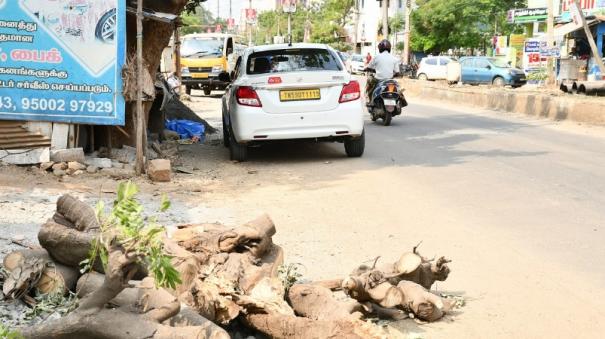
[50,148,85,163]
[148,159,171,182]
[86,157,112,169]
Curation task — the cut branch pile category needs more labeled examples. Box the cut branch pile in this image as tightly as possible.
[1,194,459,338]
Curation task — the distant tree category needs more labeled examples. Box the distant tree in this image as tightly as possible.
[255,0,355,51]
[411,0,527,53]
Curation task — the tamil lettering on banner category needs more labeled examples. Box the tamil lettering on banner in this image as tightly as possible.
[0,0,125,125]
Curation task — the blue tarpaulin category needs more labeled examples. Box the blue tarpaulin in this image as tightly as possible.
[165,119,205,142]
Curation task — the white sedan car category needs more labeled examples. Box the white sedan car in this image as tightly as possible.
[221,43,365,162]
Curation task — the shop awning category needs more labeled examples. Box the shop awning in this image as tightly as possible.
[554,18,602,38]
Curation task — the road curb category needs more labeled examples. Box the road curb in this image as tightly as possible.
[400,79,605,126]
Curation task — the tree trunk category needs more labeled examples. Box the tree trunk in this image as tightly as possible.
[288,284,362,321]
[244,314,386,339]
[37,219,102,273]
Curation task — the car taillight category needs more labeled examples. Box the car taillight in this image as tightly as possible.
[236,86,262,107]
[339,80,360,103]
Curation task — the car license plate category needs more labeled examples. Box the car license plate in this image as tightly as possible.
[192,73,209,79]
[279,89,321,102]
[383,99,396,106]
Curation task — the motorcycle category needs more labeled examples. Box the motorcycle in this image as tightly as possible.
[366,73,407,126]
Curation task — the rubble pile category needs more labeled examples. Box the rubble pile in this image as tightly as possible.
[0,194,459,338]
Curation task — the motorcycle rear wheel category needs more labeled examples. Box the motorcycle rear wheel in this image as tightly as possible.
[383,111,392,126]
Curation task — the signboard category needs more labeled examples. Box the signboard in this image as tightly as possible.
[227,18,235,30]
[282,0,297,13]
[524,39,547,71]
[0,0,125,125]
[245,8,257,24]
[540,47,561,57]
[508,8,548,23]
[560,0,605,21]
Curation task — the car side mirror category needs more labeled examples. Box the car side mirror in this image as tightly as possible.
[486,65,492,70]
[218,71,231,83]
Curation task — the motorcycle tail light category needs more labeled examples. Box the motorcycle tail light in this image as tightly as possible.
[236,86,262,107]
[339,80,361,103]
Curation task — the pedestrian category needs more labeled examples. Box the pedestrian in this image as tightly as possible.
[366,52,372,65]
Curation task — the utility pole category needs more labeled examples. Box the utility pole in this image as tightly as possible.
[381,0,389,39]
[248,0,252,46]
[546,0,555,86]
[354,0,360,53]
[217,0,220,22]
[135,0,145,175]
[403,0,411,65]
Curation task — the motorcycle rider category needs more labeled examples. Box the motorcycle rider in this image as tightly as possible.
[365,39,401,102]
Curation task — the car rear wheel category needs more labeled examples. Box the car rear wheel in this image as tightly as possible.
[229,127,248,162]
[345,131,365,158]
[418,73,428,81]
[493,76,505,87]
[185,86,192,95]
[222,114,230,148]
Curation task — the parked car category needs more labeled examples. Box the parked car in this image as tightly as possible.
[221,43,365,162]
[460,57,526,87]
[348,54,365,74]
[416,56,455,81]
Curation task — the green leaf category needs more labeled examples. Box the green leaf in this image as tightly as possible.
[159,194,171,212]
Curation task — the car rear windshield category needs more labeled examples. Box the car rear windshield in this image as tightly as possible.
[246,48,342,75]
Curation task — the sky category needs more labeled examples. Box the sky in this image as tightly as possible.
[203,0,249,22]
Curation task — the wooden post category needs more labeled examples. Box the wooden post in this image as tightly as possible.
[574,0,605,74]
[381,0,389,39]
[174,21,181,81]
[135,0,145,175]
[403,0,411,65]
[547,0,555,86]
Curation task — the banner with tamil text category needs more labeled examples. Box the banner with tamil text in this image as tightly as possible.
[0,0,125,125]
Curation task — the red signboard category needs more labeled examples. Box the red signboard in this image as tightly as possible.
[245,8,257,21]
[227,18,235,29]
[562,0,596,12]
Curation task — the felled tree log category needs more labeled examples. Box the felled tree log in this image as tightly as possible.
[244,314,387,339]
[54,194,100,231]
[288,284,362,321]
[175,214,276,259]
[4,249,79,296]
[21,243,229,339]
[37,219,103,272]
[352,250,451,290]
[2,250,46,300]
[398,281,452,322]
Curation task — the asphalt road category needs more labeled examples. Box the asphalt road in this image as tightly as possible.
[184,81,605,338]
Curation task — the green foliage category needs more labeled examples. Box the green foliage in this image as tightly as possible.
[24,291,78,320]
[0,330,19,339]
[256,0,355,51]
[278,263,303,293]
[527,69,547,81]
[0,325,23,339]
[181,5,227,35]
[84,181,181,290]
[411,0,527,53]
